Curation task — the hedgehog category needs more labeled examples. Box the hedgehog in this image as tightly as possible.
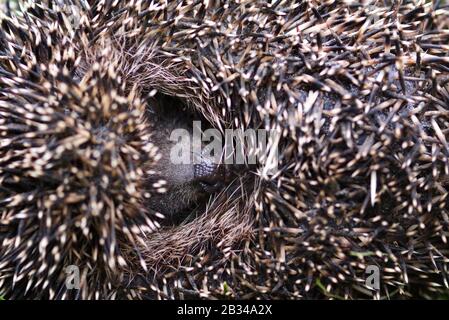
[0,0,449,300]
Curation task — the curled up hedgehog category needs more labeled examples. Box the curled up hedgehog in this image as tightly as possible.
[0,0,449,300]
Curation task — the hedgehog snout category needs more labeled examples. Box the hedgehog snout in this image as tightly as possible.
[194,161,226,193]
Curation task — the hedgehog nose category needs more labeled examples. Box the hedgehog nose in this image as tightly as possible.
[194,162,225,194]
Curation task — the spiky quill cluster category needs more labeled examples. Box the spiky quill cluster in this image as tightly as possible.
[1,0,449,299]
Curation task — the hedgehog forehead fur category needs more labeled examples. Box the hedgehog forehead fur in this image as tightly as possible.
[1,0,449,300]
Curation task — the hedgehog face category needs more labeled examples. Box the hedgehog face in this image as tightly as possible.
[145,95,226,223]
